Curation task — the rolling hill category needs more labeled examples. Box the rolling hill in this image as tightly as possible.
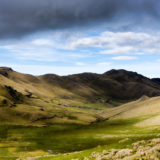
[101,95,160,125]
[1,67,160,159]
[0,67,160,126]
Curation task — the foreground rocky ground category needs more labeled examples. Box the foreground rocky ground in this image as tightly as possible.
[72,138,160,160]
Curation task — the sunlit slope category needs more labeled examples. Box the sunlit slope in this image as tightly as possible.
[101,96,160,126]
[0,81,98,125]
[1,67,160,102]
[0,67,76,99]
[0,68,99,125]
[1,67,160,125]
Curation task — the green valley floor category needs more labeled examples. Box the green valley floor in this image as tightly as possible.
[1,116,160,160]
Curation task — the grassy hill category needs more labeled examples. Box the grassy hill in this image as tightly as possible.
[0,67,160,126]
[101,96,160,125]
[1,67,160,159]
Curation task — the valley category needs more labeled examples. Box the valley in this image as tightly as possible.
[0,67,160,159]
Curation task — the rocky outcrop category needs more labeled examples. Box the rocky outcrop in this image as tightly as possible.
[4,85,23,103]
[73,138,160,160]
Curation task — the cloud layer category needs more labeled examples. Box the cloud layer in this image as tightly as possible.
[1,31,160,62]
[0,0,160,37]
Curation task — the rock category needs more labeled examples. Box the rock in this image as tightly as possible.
[102,150,109,155]
[115,149,133,159]
[40,108,44,111]
[91,152,100,158]
[4,85,23,103]
[150,138,160,145]
[84,138,160,160]
[132,140,146,149]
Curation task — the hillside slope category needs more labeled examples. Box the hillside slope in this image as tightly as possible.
[1,67,160,101]
[0,67,160,125]
[101,96,160,126]
[40,69,160,100]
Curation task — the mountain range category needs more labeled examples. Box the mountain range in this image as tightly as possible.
[0,67,160,126]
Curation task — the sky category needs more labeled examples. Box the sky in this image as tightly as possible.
[0,0,160,77]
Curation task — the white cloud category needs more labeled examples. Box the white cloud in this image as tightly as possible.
[101,47,133,55]
[75,62,85,66]
[1,30,160,67]
[32,39,53,46]
[97,62,111,67]
[68,31,160,55]
[112,56,137,60]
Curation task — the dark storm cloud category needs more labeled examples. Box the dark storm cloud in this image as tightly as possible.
[0,0,159,37]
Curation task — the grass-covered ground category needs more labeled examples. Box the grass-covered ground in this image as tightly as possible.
[0,116,160,160]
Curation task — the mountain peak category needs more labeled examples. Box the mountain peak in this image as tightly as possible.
[104,69,138,76]
[103,69,149,84]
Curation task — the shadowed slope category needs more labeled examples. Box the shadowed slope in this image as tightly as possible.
[40,69,160,100]
[0,67,160,125]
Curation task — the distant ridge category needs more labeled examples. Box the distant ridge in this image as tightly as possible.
[0,67,160,125]
[1,67,160,100]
